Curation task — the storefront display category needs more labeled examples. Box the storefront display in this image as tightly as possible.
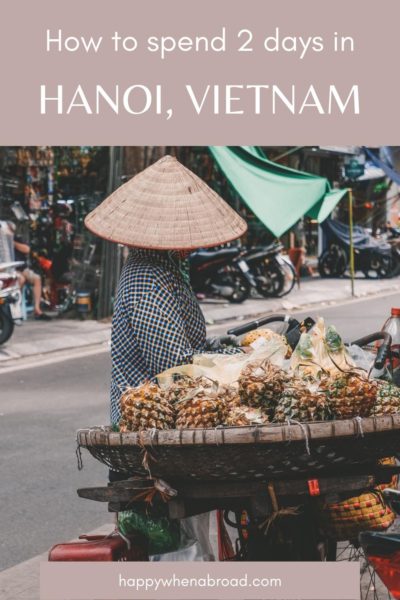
[0,146,109,316]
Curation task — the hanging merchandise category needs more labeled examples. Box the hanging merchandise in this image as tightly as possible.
[0,146,109,318]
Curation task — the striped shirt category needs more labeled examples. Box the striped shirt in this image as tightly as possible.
[110,249,239,425]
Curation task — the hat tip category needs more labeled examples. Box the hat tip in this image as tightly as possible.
[158,154,176,164]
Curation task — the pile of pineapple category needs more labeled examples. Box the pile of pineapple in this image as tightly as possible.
[118,369,400,432]
[118,322,400,432]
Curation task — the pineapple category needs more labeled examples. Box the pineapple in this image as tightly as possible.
[241,328,292,358]
[119,382,175,431]
[224,406,269,426]
[173,376,227,428]
[119,418,130,433]
[239,359,288,417]
[274,378,331,423]
[163,376,199,404]
[219,382,241,411]
[319,372,377,419]
[373,381,400,416]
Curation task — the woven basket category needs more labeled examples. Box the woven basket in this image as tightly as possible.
[77,416,400,481]
[318,458,397,541]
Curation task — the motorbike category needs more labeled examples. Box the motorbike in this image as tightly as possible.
[189,246,255,303]
[29,250,71,311]
[242,242,297,298]
[319,219,393,279]
[30,245,99,318]
[384,226,400,278]
[0,261,24,345]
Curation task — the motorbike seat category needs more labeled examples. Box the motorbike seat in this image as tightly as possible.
[247,242,281,253]
[262,241,282,253]
[190,247,240,264]
[57,272,73,284]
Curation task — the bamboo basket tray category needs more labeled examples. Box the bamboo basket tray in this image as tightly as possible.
[77,415,400,482]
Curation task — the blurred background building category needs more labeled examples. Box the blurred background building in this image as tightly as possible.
[0,145,399,318]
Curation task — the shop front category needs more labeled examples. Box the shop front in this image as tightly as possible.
[0,146,109,317]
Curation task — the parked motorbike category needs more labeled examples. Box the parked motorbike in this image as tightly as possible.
[29,250,72,311]
[385,226,400,278]
[0,261,24,345]
[189,247,255,303]
[242,242,297,298]
[228,313,316,349]
[56,242,100,318]
[319,219,393,279]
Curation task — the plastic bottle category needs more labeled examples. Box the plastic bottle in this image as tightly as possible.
[382,308,400,368]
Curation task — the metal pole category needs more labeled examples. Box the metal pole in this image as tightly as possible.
[348,187,355,297]
[97,147,123,319]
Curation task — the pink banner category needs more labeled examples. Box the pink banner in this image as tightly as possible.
[40,561,359,599]
[0,0,399,144]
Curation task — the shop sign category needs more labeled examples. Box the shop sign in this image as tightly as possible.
[344,157,365,179]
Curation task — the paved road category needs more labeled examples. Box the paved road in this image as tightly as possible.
[295,293,400,343]
[0,354,110,571]
[211,292,399,341]
[0,293,398,571]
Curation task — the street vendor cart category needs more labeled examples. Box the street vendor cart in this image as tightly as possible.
[76,414,400,562]
[72,316,400,571]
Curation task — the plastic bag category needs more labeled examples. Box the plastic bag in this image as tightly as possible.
[157,338,287,387]
[150,513,215,562]
[347,344,375,373]
[290,317,355,378]
[118,509,180,555]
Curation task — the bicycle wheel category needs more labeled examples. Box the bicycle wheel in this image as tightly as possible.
[277,259,296,297]
[335,541,392,600]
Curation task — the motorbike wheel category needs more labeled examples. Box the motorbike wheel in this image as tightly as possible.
[0,306,15,345]
[225,272,251,303]
[318,245,347,278]
[256,263,285,298]
[389,255,400,278]
[389,248,400,277]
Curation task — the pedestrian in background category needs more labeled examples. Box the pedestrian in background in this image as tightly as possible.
[9,222,52,321]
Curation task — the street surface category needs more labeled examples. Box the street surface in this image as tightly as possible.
[211,291,400,341]
[1,293,400,572]
[0,354,110,571]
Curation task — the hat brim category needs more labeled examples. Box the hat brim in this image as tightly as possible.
[85,155,247,250]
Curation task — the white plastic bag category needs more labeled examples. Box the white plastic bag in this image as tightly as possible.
[150,513,214,561]
[290,317,355,377]
[157,338,287,388]
[347,344,376,373]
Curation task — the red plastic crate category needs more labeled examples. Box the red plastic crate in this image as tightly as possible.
[48,533,149,561]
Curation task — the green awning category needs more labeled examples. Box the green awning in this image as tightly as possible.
[241,146,267,159]
[209,146,348,237]
[307,189,348,223]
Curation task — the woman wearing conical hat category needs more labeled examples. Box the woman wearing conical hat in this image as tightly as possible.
[85,155,247,426]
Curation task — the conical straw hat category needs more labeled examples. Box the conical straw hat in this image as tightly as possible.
[85,155,247,250]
